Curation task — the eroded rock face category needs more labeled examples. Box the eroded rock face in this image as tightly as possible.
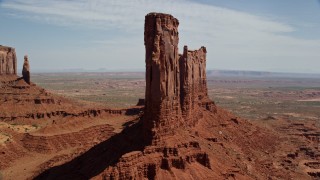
[22,55,30,84]
[143,13,183,143]
[180,46,211,126]
[180,46,216,118]
[143,13,215,144]
[0,45,17,75]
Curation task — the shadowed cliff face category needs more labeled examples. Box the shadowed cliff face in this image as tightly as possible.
[144,13,182,143]
[0,45,17,75]
[143,13,215,144]
[22,55,31,84]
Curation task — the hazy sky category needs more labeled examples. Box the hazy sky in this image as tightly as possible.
[1,0,320,73]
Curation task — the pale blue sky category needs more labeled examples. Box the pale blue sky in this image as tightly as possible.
[0,0,320,73]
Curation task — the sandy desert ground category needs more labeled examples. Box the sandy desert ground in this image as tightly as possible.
[32,72,320,122]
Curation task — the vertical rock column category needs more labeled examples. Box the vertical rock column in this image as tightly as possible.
[192,47,216,113]
[22,55,30,84]
[180,46,216,125]
[143,13,182,143]
[179,46,193,123]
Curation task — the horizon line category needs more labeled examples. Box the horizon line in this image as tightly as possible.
[24,68,320,76]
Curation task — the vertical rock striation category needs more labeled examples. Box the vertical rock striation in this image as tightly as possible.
[180,46,206,126]
[179,46,216,120]
[143,13,216,144]
[143,13,182,143]
[0,45,17,75]
[22,55,31,84]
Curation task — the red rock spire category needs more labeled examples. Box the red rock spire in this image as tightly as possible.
[22,55,31,84]
[143,13,215,144]
[143,13,182,143]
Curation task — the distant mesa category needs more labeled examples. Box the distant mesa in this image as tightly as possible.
[0,45,31,85]
[0,45,17,75]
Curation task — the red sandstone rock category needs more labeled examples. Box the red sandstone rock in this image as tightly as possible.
[143,13,216,144]
[144,12,183,143]
[22,55,31,84]
[180,46,208,105]
[179,46,216,126]
[83,12,218,178]
[0,45,17,75]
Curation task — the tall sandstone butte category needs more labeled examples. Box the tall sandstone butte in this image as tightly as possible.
[143,13,215,144]
[143,13,183,143]
[0,45,17,75]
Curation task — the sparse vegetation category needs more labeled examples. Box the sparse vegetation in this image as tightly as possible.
[32,73,320,121]
[32,124,39,129]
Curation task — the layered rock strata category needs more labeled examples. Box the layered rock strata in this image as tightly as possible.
[0,45,17,75]
[179,46,216,126]
[143,13,215,144]
[143,13,182,143]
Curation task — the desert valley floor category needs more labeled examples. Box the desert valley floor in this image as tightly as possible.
[0,72,319,179]
[32,72,320,122]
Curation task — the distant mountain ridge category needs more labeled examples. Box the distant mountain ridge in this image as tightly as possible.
[207,69,320,78]
[27,68,320,79]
